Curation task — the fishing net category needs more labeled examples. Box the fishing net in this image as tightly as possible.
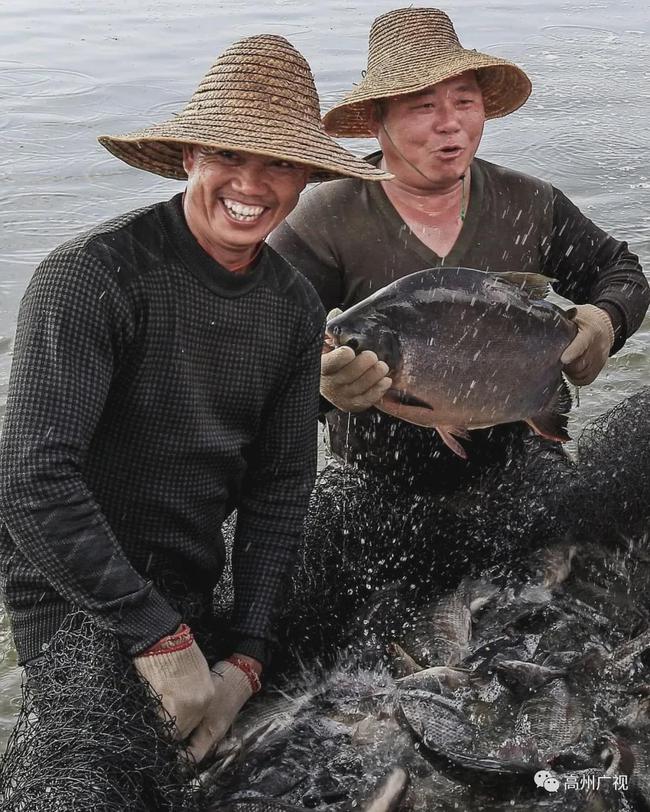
[279,434,577,668]
[280,389,650,667]
[0,612,202,812]
[574,386,650,542]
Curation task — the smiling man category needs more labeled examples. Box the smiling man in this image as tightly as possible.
[268,8,649,659]
[0,34,388,769]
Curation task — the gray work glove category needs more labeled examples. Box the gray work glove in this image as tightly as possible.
[133,631,215,740]
[561,304,615,386]
[321,308,392,412]
[185,659,256,764]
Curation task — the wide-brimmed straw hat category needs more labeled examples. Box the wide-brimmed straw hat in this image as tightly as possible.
[323,7,532,138]
[98,35,391,183]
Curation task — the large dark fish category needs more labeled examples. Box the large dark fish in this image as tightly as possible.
[325,267,577,458]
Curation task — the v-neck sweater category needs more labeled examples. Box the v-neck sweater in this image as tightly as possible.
[268,155,648,480]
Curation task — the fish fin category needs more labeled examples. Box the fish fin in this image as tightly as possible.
[491,272,555,299]
[435,425,471,460]
[384,389,434,409]
[378,390,438,427]
[526,378,573,443]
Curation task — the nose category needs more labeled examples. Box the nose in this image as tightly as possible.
[434,99,461,133]
[232,163,268,195]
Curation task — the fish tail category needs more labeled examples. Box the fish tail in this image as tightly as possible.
[526,378,572,443]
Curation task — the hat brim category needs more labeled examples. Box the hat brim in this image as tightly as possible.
[98,119,392,183]
[322,52,532,138]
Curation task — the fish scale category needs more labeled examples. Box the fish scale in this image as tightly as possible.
[515,678,584,751]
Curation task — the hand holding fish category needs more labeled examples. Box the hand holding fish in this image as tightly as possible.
[560,304,615,386]
[322,307,392,414]
[321,346,392,413]
[325,268,579,458]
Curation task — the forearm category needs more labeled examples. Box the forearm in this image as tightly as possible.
[0,434,181,654]
[230,323,322,664]
[544,188,649,352]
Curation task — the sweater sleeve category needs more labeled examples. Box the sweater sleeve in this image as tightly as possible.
[228,305,324,667]
[0,247,181,655]
[543,187,649,353]
[267,219,344,316]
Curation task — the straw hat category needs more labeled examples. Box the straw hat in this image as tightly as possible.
[98,35,391,183]
[322,7,532,138]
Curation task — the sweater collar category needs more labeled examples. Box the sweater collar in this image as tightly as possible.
[363,151,484,266]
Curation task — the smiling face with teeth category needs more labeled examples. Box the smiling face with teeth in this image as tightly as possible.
[182,145,311,270]
[369,71,485,193]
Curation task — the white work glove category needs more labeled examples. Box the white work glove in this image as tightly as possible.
[186,659,257,764]
[322,308,392,413]
[561,304,615,386]
[133,630,215,740]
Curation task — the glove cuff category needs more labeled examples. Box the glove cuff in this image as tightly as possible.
[134,637,207,681]
[141,623,193,656]
[585,304,615,349]
[211,660,256,703]
[226,655,262,694]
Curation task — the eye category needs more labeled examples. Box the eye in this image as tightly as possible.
[270,158,302,172]
[201,148,241,164]
[215,150,239,163]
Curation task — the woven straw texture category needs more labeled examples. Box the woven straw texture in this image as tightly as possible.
[99,35,390,183]
[322,7,532,138]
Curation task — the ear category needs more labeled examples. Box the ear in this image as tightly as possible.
[366,101,382,137]
[181,144,197,175]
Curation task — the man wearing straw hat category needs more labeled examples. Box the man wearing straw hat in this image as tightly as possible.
[269,8,648,654]
[0,34,389,766]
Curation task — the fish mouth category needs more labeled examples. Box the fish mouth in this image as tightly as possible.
[324,325,363,353]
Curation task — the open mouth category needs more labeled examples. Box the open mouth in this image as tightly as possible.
[438,145,463,158]
[222,198,267,223]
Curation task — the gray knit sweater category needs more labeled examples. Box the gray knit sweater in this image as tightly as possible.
[0,193,325,666]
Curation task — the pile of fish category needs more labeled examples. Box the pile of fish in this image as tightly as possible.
[202,536,650,811]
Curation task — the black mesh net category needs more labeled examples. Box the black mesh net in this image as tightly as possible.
[0,612,202,812]
[573,387,650,543]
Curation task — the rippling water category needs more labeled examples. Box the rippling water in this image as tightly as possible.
[0,0,648,749]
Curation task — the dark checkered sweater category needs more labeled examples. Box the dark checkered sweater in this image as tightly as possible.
[0,193,325,666]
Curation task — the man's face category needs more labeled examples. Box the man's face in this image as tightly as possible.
[370,72,485,191]
[182,146,310,265]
